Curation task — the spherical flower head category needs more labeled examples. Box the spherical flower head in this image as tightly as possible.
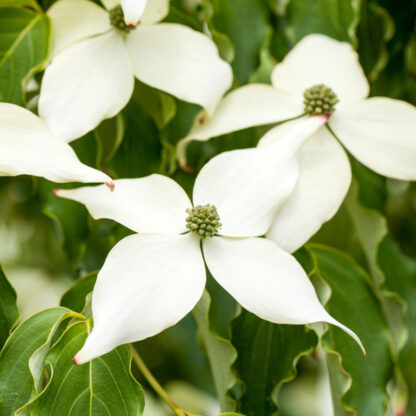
[186,204,221,238]
[109,5,136,32]
[303,84,339,116]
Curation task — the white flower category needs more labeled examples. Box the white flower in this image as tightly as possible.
[55,117,363,364]
[0,103,113,187]
[177,34,416,253]
[39,0,233,142]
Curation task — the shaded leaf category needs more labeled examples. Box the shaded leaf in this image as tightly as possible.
[132,80,176,130]
[345,180,387,284]
[346,164,407,355]
[110,96,162,178]
[60,272,97,314]
[193,291,237,412]
[218,413,245,416]
[0,264,19,348]
[308,245,393,416]
[0,8,50,104]
[231,310,318,416]
[39,179,89,267]
[378,237,416,415]
[212,0,271,84]
[23,321,144,416]
[94,114,126,168]
[249,31,277,84]
[0,0,40,9]
[285,0,361,44]
[0,307,72,415]
[358,2,395,82]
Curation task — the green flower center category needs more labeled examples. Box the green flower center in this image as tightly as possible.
[186,204,221,238]
[303,84,339,116]
[109,5,136,33]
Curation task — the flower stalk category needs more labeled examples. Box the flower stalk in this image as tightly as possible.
[129,344,200,416]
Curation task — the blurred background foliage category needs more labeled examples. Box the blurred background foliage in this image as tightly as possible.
[1,0,416,415]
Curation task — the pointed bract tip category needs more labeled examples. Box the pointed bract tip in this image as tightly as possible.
[72,356,80,365]
[53,189,62,196]
[356,337,367,356]
[180,163,195,174]
[106,181,115,192]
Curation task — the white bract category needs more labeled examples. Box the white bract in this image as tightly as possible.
[0,103,113,187]
[177,34,416,253]
[56,117,364,364]
[39,0,233,142]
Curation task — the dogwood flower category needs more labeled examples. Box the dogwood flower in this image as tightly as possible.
[39,0,233,142]
[177,33,416,253]
[0,103,113,187]
[55,117,364,364]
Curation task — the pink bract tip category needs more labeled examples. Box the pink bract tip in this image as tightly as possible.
[180,163,195,174]
[53,189,62,196]
[106,181,115,192]
[72,356,80,365]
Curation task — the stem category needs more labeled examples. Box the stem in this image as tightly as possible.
[129,344,199,416]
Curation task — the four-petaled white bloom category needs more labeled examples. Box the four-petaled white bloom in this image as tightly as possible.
[177,34,416,253]
[0,103,113,187]
[56,117,364,364]
[39,0,233,142]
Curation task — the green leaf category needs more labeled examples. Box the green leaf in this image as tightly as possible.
[22,321,144,416]
[357,3,395,82]
[231,310,318,416]
[345,165,407,355]
[284,0,361,44]
[60,272,97,314]
[94,114,126,168]
[193,291,237,412]
[378,237,416,364]
[345,180,387,284]
[38,179,89,267]
[378,237,416,414]
[110,96,162,178]
[405,30,416,77]
[212,0,271,84]
[0,307,72,415]
[217,413,245,416]
[0,8,50,104]
[249,30,277,84]
[308,245,393,416]
[0,0,40,9]
[0,264,19,348]
[132,80,177,130]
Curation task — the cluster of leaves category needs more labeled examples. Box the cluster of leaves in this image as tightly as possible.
[1,0,416,415]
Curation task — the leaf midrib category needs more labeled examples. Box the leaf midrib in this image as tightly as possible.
[0,11,42,69]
